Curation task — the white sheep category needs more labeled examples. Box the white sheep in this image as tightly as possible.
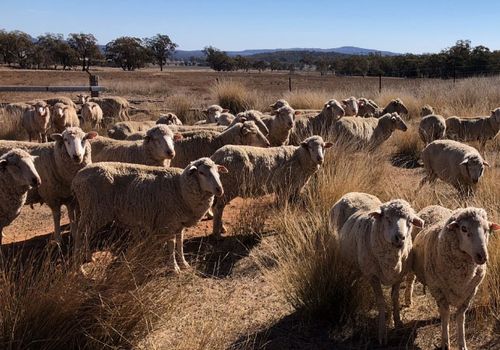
[261,106,298,146]
[90,125,182,167]
[445,108,500,151]
[210,136,333,238]
[0,127,97,242]
[331,192,423,345]
[170,120,270,168]
[418,114,446,145]
[21,101,51,143]
[341,96,359,116]
[51,102,80,133]
[421,105,435,117]
[411,207,499,350]
[107,120,158,140]
[72,158,228,273]
[356,98,379,117]
[328,191,381,233]
[216,112,236,126]
[82,95,130,124]
[156,113,183,126]
[228,110,270,136]
[333,113,408,151]
[357,98,408,118]
[0,149,41,245]
[269,99,290,111]
[45,96,77,110]
[419,140,489,194]
[81,101,104,130]
[197,105,229,124]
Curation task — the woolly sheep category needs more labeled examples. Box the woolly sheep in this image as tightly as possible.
[170,120,270,168]
[418,114,446,145]
[216,112,236,126]
[357,98,408,118]
[356,98,379,117]
[419,140,489,194]
[81,101,104,130]
[0,149,41,245]
[288,99,345,145]
[21,101,51,143]
[328,192,381,233]
[156,112,183,126]
[107,120,158,140]
[210,136,333,238]
[332,192,424,345]
[380,98,409,117]
[0,127,97,242]
[333,113,408,151]
[410,207,499,350]
[124,124,227,141]
[261,106,298,146]
[228,110,270,136]
[341,96,359,116]
[86,95,130,124]
[90,125,182,167]
[445,108,500,151]
[197,105,229,124]
[421,105,435,117]
[45,96,77,109]
[269,99,290,111]
[51,102,80,133]
[72,158,228,273]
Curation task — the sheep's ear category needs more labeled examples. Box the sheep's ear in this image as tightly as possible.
[217,165,229,173]
[294,111,301,116]
[31,155,39,162]
[239,117,247,123]
[300,141,309,149]
[324,142,334,149]
[108,129,115,135]
[188,165,197,174]
[84,131,98,140]
[0,159,7,171]
[411,216,424,228]
[483,160,490,167]
[490,222,500,232]
[269,103,276,109]
[51,133,63,142]
[222,109,229,113]
[368,209,382,219]
[460,158,469,166]
[446,220,459,230]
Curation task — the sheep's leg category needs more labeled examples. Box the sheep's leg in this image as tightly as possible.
[437,297,450,350]
[66,201,78,243]
[175,230,190,270]
[165,238,180,274]
[51,206,62,243]
[404,273,416,306]
[370,277,387,345]
[391,283,403,328]
[456,305,468,350]
[212,200,227,239]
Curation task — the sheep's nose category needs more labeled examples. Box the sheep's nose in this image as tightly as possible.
[166,150,175,158]
[317,156,324,164]
[475,253,487,264]
[32,177,41,187]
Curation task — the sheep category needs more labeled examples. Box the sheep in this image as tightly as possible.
[107,120,158,140]
[197,104,229,124]
[87,96,130,124]
[269,99,290,111]
[421,105,435,117]
[288,99,345,145]
[418,114,446,145]
[356,98,379,117]
[90,125,182,167]
[216,112,236,126]
[0,149,41,245]
[72,158,228,273]
[124,124,227,141]
[51,102,80,133]
[410,207,499,350]
[170,120,270,168]
[341,96,359,116]
[332,192,424,345]
[21,101,51,143]
[357,98,409,118]
[259,106,298,146]
[228,110,270,136]
[210,135,333,238]
[445,108,500,152]
[45,96,77,109]
[419,140,489,194]
[380,98,409,117]
[0,127,97,242]
[333,113,408,151]
[156,113,183,126]
[328,192,381,233]
[81,101,104,130]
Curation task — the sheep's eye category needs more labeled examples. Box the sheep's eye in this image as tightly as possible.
[461,226,467,233]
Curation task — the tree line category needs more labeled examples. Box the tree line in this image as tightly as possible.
[0,30,177,71]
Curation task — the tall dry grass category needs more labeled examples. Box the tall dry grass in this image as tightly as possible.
[211,80,270,114]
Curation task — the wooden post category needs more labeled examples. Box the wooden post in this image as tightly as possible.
[90,75,99,97]
[378,74,382,93]
[288,76,292,92]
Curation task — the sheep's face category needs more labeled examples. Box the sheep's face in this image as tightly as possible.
[357,99,377,116]
[341,97,358,116]
[421,105,434,117]
[34,102,50,119]
[270,99,289,111]
[145,126,182,160]
[275,106,297,130]
[301,136,333,165]
[204,106,226,123]
[387,99,408,116]
[323,100,345,120]
[460,155,488,184]
[157,113,182,126]
[0,151,41,188]
[77,94,90,104]
[188,158,228,197]
[447,209,492,264]
[390,114,408,132]
[240,121,270,147]
[52,128,97,164]
[491,108,500,122]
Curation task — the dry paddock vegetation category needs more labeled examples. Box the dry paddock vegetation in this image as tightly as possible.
[0,68,499,349]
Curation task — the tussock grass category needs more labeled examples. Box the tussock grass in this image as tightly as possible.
[211,80,264,114]
[165,95,202,124]
[282,90,331,110]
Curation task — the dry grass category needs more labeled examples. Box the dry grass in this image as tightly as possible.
[211,80,268,114]
[282,90,331,110]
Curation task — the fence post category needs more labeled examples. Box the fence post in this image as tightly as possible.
[89,75,99,97]
[288,76,292,92]
[378,74,382,93]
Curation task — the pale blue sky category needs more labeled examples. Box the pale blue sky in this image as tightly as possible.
[1,0,498,53]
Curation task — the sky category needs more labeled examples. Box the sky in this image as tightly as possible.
[1,0,499,54]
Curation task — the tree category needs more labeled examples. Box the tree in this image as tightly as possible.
[234,55,250,71]
[67,33,101,71]
[144,34,177,71]
[202,46,234,71]
[106,36,150,71]
[252,60,268,72]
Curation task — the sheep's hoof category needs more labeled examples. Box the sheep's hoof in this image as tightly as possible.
[166,264,181,275]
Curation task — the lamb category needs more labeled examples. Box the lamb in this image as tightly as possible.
[445,108,500,151]
[81,101,104,130]
[0,127,97,242]
[410,207,499,350]
[21,101,51,142]
[72,158,228,273]
[333,113,408,151]
[418,114,446,145]
[170,120,270,168]
[107,120,157,140]
[331,192,423,345]
[419,140,489,194]
[90,125,182,167]
[0,149,41,245]
[288,99,345,145]
[341,96,359,116]
[269,99,290,111]
[228,110,270,136]
[210,136,333,238]
[421,105,435,117]
[51,102,80,133]
[260,106,298,146]
[156,113,183,126]
[197,105,229,124]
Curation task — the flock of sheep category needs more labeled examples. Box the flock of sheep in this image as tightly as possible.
[0,93,499,349]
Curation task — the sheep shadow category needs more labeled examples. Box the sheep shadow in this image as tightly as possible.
[230,310,439,350]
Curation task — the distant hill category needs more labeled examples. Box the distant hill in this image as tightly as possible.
[172,46,400,60]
